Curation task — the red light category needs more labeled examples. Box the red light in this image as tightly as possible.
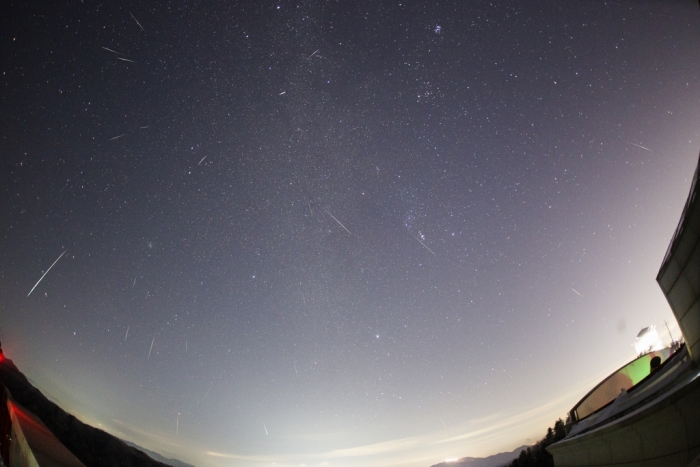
[9,403,44,430]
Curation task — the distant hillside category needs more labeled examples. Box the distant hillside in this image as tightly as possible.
[430,445,530,467]
[504,419,567,467]
[124,441,195,467]
[0,355,181,467]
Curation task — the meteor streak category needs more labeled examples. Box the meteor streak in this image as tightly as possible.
[203,218,211,237]
[109,134,125,141]
[130,12,145,32]
[409,231,436,257]
[198,155,207,165]
[27,250,67,296]
[148,335,155,359]
[263,422,268,435]
[101,46,124,55]
[125,326,129,342]
[202,381,214,402]
[628,142,652,151]
[324,209,353,235]
[571,288,583,297]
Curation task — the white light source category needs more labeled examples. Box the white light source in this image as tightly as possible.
[634,325,663,355]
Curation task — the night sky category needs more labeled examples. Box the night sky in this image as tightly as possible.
[1,1,700,466]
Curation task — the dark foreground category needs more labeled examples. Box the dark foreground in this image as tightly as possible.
[0,354,179,467]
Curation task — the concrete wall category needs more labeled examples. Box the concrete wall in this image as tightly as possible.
[657,155,700,363]
[548,371,700,466]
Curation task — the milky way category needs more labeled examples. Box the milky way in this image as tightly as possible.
[1,2,699,466]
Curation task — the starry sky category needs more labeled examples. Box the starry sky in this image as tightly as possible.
[1,1,700,466]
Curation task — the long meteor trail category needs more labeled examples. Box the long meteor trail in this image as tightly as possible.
[130,12,145,32]
[27,250,67,296]
[148,335,155,359]
[409,231,437,257]
[324,209,353,235]
[101,46,124,55]
[628,142,652,151]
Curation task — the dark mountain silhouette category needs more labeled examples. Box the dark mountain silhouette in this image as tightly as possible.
[0,355,186,467]
[124,441,195,467]
[430,445,530,467]
[505,419,567,467]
